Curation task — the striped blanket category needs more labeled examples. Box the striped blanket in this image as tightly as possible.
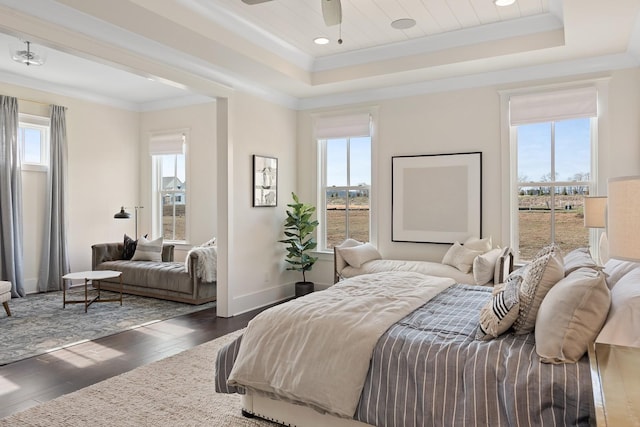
[216,283,592,426]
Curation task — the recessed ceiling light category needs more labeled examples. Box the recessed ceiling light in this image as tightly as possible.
[494,0,516,6]
[391,18,416,30]
[314,37,330,45]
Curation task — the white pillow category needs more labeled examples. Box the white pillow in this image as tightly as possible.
[603,258,640,290]
[473,248,502,285]
[535,268,610,363]
[339,242,381,268]
[596,267,640,347]
[463,236,492,253]
[442,242,482,274]
[131,236,164,262]
[201,237,216,247]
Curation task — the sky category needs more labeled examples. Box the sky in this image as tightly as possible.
[517,117,591,184]
[326,136,371,187]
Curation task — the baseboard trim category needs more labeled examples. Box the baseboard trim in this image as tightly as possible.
[230,281,333,316]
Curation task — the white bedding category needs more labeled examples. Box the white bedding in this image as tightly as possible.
[227,271,455,418]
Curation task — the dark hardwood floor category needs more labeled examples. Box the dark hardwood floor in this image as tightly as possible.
[0,304,267,419]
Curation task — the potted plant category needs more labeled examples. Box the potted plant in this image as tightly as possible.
[279,192,319,297]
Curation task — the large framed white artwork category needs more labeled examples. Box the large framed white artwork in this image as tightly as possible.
[392,152,482,244]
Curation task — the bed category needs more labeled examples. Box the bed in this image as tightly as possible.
[215,245,639,427]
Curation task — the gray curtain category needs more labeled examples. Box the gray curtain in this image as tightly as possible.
[37,105,70,292]
[0,95,25,297]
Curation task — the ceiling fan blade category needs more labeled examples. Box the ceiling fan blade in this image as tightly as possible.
[241,0,273,4]
[322,0,342,26]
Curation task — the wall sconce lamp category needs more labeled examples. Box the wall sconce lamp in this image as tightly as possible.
[114,206,144,238]
[607,176,640,262]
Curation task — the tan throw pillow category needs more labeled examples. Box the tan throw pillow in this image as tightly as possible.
[535,268,610,363]
[473,248,502,285]
[339,242,381,268]
[532,243,563,263]
[463,236,492,253]
[131,236,164,262]
[563,247,599,276]
[442,242,482,274]
[476,275,521,341]
[512,251,564,334]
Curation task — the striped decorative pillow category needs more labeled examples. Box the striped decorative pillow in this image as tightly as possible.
[131,236,163,262]
[476,275,521,341]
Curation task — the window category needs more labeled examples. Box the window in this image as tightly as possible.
[18,114,50,171]
[150,132,187,242]
[508,87,598,262]
[315,113,372,251]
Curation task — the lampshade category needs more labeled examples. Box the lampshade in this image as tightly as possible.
[114,207,131,219]
[583,196,607,228]
[607,176,640,262]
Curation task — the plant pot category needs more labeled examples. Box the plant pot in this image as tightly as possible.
[295,281,314,297]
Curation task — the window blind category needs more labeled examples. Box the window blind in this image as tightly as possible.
[509,87,597,126]
[149,133,185,155]
[314,113,371,139]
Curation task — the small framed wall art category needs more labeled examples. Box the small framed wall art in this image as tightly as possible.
[253,155,278,207]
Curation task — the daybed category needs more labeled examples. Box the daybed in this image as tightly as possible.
[91,242,217,305]
[334,238,514,286]
[215,244,640,427]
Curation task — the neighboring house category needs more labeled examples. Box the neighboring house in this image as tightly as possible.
[161,177,186,206]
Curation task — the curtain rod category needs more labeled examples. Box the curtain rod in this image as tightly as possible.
[18,97,67,109]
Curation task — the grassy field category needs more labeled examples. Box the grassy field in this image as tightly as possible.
[325,195,590,259]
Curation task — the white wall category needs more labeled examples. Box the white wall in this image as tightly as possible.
[0,83,139,294]
[298,68,640,289]
[139,102,217,262]
[222,91,298,316]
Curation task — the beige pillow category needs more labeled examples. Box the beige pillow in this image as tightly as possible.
[563,247,599,276]
[463,236,492,253]
[473,248,502,285]
[535,268,610,363]
[339,242,381,268]
[512,251,564,334]
[442,242,482,274]
[476,275,521,341]
[597,267,640,347]
[131,236,164,262]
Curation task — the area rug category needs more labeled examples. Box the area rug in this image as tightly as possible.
[0,289,216,366]
[0,329,279,427]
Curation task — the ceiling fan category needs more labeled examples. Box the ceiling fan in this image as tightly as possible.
[241,0,342,27]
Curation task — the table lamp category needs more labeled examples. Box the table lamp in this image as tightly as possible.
[607,176,640,262]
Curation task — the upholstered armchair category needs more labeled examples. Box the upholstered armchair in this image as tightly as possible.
[0,281,11,316]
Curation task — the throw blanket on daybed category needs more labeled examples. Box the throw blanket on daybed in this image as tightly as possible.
[185,245,217,283]
[227,271,455,418]
[217,281,593,426]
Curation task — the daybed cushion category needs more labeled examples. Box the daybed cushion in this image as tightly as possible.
[512,250,564,334]
[339,242,381,268]
[341,259,475,285]
[596,267,640,347]
[535,267,610,363]
[442,242,482,274]
[131,236,163,262]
